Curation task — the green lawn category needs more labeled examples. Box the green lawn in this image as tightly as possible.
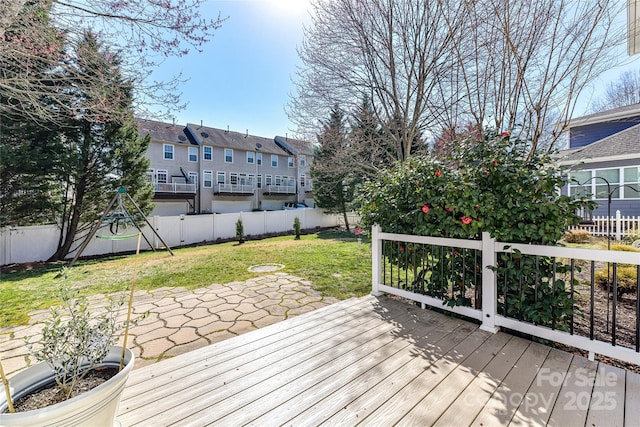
[0,230,372,328]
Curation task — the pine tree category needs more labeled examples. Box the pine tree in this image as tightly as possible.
[311,105,356,231]
[48,32,152,261]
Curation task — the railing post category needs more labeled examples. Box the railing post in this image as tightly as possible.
[371,224,384,296]
[615,210,621,241]
[480,232,499,333]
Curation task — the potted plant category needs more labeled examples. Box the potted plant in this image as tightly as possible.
[0,276,135,426]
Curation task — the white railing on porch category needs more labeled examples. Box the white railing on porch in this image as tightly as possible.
[568,210,640,240]
[371,225,640,366]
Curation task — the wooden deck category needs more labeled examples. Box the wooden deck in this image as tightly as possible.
[117,295,640,426]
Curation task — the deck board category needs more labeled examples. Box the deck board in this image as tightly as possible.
[116,295,635,426]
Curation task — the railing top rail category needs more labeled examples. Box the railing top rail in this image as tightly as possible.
[496,242,640,265]
[378,231,482,250]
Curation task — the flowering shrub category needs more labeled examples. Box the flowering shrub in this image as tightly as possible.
[358,130,594,328]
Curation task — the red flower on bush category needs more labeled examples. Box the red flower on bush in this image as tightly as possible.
[461,216,472,225]
[444,207,451,213]
[493,161,499,167]
[399,245,405,251]
[421,204,430,214]
[435,170,442,177]
[500,131,509,137]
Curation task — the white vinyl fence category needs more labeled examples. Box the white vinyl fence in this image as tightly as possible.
[0,209,359,265]
[568,210,640,240]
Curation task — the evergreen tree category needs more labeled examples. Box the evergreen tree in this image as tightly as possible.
[311,105,356,231]
[0,1,66,226]
[48,32,152,261]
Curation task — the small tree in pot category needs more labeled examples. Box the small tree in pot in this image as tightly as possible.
[0,269,136,426]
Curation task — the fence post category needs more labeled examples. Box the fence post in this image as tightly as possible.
[480,232,499,333]
[615,210,621,241]
[371,224,384,296]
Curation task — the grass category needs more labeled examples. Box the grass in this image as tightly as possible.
[0,230,372,328]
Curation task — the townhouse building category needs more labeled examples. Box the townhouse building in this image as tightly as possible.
[138,119,314,216]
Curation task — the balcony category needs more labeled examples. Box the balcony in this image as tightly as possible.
[214,183,255,196]
[263,184,296,196]
[153,182,196,199]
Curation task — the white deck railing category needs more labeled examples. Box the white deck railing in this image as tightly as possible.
[371,225,640,365]
[568,210,640,240]
[215,183,255,193]
[154,183,196,193]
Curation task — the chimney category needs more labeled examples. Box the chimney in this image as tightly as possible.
[226,125,229,134]
[245,129,248,138]
[200,120,203,128]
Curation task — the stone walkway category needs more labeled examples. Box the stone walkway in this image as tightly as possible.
[0,273,338,376]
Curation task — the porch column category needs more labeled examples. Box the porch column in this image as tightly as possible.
[371,224,384,296]
[480,232,500,333]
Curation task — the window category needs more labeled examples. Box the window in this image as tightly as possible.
[300,174,306,188]
[188,147,198,162]
[230,172,238,185]
[569,170,592,198]
[188,172,198,187]
[203,170,213,188]
[299,155,306,167]
[288,157,294,168]
[624,167,640,199]
[157,170,168,184]
[265,175,272,186]
[257,152,263,166]
[146,169,154,183]
[248,173,256,186]
[239,173,248,186]
[271,154,278,167]
[225,148,233,163]
[217,171,226,185]
[257,174,262,189]
[275,175,282,186]
[595,169,620,199]
[247,152,255,164]
[203,146,212,161]
[163,144,174,160]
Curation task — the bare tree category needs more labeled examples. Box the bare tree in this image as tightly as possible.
[289,0,462,161]
[591,69,640,112]
[291,0,626,158]
[1,0,225,125]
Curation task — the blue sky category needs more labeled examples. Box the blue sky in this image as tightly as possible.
[153,0,640,139]
[151,0,311,138]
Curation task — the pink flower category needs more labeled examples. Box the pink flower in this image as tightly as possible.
[461,216,473,225]
[421,205,430,214]
[355,228,362,235]
[493,161,499,167]
[500,131,509,137]
[435,170,442,177]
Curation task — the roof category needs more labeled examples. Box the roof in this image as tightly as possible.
[185,123,284,155]
[136,118,194,145]
[558,122,640,165]
[569,103,640,128]
[274,136,315,156]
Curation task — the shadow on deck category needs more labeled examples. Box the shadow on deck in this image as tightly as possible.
[117,295,640,426]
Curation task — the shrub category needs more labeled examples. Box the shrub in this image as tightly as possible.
[235,219,244,244]
[595,265,638,297]
[563,229,592,243]
[293,217,301,240]
[358,129,595,329]
[594,244,639,297]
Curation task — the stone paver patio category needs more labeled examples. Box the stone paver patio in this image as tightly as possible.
[0,273,338,376]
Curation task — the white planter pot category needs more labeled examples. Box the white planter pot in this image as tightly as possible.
[0,346,134,427]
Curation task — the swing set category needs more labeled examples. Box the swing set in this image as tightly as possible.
[68,187,174,268]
